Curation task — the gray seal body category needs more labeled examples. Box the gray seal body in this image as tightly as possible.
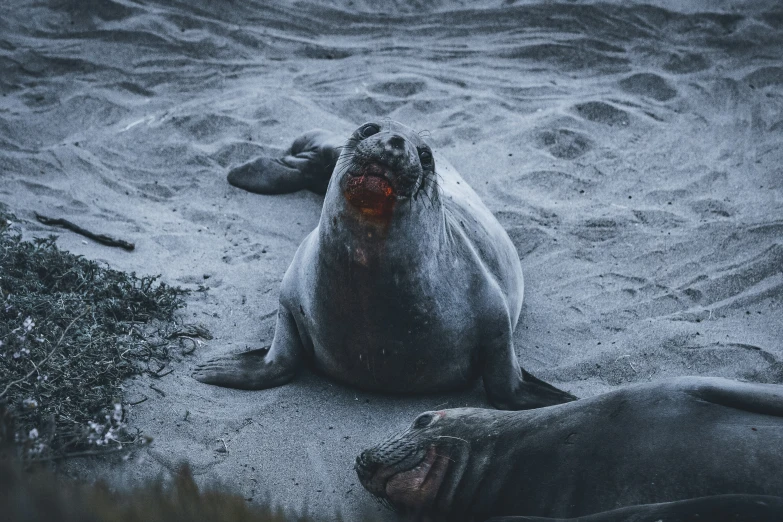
[488,495,783,522]
[356,377,783,520]
[194,121,574,409]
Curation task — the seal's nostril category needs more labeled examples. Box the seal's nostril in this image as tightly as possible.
[355,450,380,478]
[387,135,405,150]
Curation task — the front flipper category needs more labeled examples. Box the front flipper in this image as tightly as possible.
[227,130,342,195]
[482,325,576,410]
[193,306,303,390]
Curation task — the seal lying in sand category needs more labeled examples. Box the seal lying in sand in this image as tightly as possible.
[355,377,783,520]
[194,120,575,409]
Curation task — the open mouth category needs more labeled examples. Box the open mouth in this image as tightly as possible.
[353,162,393,181]
[383,446,449,510]
[344,162,397,217]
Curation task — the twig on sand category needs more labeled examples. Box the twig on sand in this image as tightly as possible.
[149,384,166,397]
[35,213,135,251]
[167,324,213,340]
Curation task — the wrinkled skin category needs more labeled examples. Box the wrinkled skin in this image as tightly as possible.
[355,377,783,521]
[194,120,575,409]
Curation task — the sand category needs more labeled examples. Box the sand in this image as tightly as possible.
[1,0,782,519]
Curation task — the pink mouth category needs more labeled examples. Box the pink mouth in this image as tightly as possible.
[385,446,449,510]
[344,163,396,218]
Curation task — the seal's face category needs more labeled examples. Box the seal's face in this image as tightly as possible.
[355,410,452,513]
[337,121,435,220]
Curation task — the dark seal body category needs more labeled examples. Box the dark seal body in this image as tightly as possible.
[356,377,783,520]
[488,495,783,522]
[194,121,574,409]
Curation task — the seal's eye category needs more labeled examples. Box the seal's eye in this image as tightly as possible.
[418,149,433,166]
[413,413,434,430]
[358,124,380,139]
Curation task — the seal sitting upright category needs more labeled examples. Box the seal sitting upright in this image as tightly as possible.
[194,120,575,409]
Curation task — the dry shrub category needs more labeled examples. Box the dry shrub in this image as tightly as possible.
[0,211,204,461]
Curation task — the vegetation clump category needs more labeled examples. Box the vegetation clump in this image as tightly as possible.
[0,451,337,522]
[0,211,198,461]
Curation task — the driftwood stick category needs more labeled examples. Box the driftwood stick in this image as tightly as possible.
[35,213,135,251]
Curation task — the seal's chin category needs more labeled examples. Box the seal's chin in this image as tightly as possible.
[344,162,396,218]
[384,445,449,511]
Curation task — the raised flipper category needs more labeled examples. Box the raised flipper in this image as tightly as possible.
[227,130,343,195]
[682,377,783,417]
[485,494,783,522]
[193,306,303,390]
[482,321,576,410]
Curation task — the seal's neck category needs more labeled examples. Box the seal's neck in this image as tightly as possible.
[436,410,524,516]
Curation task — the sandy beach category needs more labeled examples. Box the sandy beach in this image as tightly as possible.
[1,0,782,519]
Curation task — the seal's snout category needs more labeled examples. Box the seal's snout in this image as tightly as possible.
[340,121,432,213]
[355,450,388,497]
[385,134,406,151]
[355,450,380,480]
[377,133,414,168]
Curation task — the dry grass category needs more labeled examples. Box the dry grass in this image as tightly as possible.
[0,453,332,522]
[0,211,204,461]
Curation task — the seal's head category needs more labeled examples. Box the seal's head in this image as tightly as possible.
[335,120,435,220]
[355,410,451,513]
[355,408,498,516]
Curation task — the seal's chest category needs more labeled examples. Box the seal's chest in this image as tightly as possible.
[307,273,478,392]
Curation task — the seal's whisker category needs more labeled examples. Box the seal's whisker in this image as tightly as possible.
[436,435,469,444]
[371,493,394,512]
[420,187,435,209]
[434,452,456,463]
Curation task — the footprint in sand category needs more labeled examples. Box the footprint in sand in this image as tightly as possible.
[685,244,783,308]
[19,180,89,211]
[689,198,735,219]
[572,217,623,242]
[744,67,783,89]
[135,182,175,200]
[171,113,249,142]
[368,78,427,98]
[619,73,677,101]
[663,51,710,74]
[505,226,553,258]
[535,129,592,160]
[632,209,686,228]
[573,101,630,127]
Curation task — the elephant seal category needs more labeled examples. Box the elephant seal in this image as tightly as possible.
[355,377,783,521]
[487,495,783,522]
[194,120,575,409]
